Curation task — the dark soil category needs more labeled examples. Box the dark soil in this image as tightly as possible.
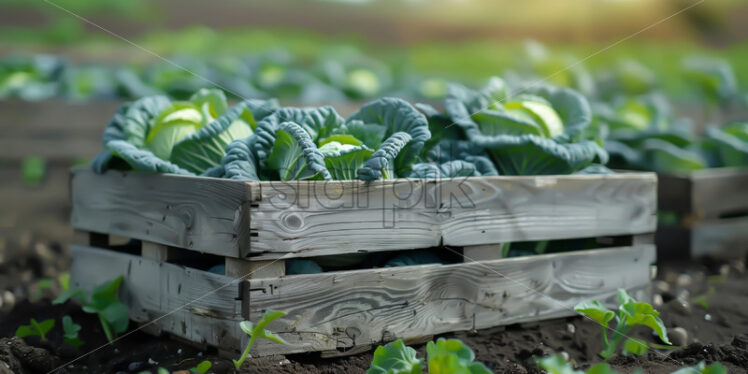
[1,229,747,374]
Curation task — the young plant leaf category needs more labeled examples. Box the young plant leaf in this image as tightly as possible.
[62,315,84,348]
[22,156,46,186]
[53,276,129,342]
[574,300,615,327]
[58,272,71,292]
[233,310,288,369]
[190,360,212,374]
[52,288,86,305]
[535,354,583,374]
[586,363,620,374]
[622,338,648,356]
[15,318,55,341]
[426,338,492,374]
[34,278,54,300]
[619,302,671,345]
[367,339,422,374]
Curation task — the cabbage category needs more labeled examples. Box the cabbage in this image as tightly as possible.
[446,78,607,175]
[93,89,278,175]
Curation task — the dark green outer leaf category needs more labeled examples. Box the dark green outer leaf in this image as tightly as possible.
[408,159,494,178]
[253,106,344,168]
[120,96,173,148]
[358,132,412,180]
[639,139,706,173]
[468,132,608,175]
[702,127,748,168]
[267,121,331,181]
[444,82,491,130]
[348,98,431,175]
[93,96,195,175]
[105,140,195,175]
[622,338,648,356]
[220,138,261,181]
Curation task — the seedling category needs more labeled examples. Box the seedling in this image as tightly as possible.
[22,156,46,186]
[53,276,129,342]
[62,315,84,348]
[33,278,54,300]
[367,338,491,374]
[190,360,212,374]
[574,289,671,359]
[233,310,288,369]
[58,272,71,292]
[537,353,726,374]
[32,272,71,301]
[15,318,55,341]
[368,339,422,374]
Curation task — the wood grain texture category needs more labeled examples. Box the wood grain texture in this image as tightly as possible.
[72,169,656,259]
[71,168,252,257]
[142,241,177,262]
[248,174,657,259]
[225,258,285,279]
[70,245,244,349]
[245,245,655,356]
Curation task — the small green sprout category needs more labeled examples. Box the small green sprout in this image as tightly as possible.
[190,360,212,374]
[367,338,491,374]
[58,272,71,292]
[53,276,129,342]
[15,318,55,341]
[368,339,422,374]
[233,310,288,369]
[33,278,54,300]
[62,315,84,348]
[426,338,492,374]
[22,156,46,186]
[536,354,621,374]
[574,289,671,359]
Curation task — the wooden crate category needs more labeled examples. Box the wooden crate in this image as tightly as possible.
[657,167,748,260]
[69,168,657,356]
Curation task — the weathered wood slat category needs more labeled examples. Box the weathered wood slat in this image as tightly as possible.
[245,245,655,356]
[70,245,244,349]
[657,168,748,259]
[690,216,748,258]
[248,174,657,259]
[659,168,748,219]
[0,101,123,161]
[71,169,656,260]
[70,169,254,257]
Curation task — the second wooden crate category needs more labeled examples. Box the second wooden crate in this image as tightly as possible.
[657,167,748,259]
